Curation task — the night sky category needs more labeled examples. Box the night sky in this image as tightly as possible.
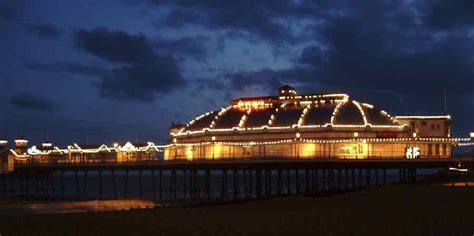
[1,0,473,146]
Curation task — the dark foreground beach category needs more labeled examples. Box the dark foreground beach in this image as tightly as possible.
[0,184,473,236]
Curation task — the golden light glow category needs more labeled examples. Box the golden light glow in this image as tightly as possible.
[167,137,465,148]
[338,143,368,159]
[212,144,223,159]
[185,146,193,161]
[236,100,270,111]
[298,143,316,158]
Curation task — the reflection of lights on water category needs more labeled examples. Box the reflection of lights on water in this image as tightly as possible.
[449,161,468,172]
[443,182,474,187]
[448,167,468,172]
[26,199,155,214]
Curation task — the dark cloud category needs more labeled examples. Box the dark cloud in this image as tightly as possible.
[0,3,16,20]
[99,58,183,102]
[308,2,474,98]
[73,27,186,102]
[221,66,321,94]
[156,0,474,103]
[25,22,60,39]
[421,0,474,29]
[299,46,322,66]
[154,35,209,60]
[228,69,282,91]
[3,0,474,143]
[156,0,319,42]
[74,27,156,64]
[193,76,226,91]
[10,93,57,111]
[209,0,474,134]
[24,61,108,78]
[163,8,204,28]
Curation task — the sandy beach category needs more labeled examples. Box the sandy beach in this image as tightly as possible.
[0,184,473,235]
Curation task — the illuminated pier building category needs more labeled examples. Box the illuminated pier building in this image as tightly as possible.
[8,137,161,164]
[0,138,14,173]
[165,85,458,160]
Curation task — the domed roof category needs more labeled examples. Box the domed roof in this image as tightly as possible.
[278,85,297,96]
[177,91,401,135]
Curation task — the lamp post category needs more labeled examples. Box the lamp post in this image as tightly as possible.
[212,136,216,160]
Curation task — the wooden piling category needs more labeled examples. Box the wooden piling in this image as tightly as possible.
[233,169,239,199]
[112,170,118,199]
[295,169,300,195]
[206,169,211,201]
[60,170,64,200]
[277,169,282,195]
[75,170,80,199]
[124,170,129,198]
[243,169,248,198]
[159,169,163,200]
[256,169,262,198]
[139,169,143,199]
[99,169,103,200]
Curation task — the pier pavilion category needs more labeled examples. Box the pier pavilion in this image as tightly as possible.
[165,85,459,160]
[0,138,14,174]
[7,139,162,164]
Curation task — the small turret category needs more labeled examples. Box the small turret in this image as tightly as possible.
[278,85,297,97]
[14,136,28,155]
[42,141,53,149]
[0,138,7,151]
[0,138,11,174]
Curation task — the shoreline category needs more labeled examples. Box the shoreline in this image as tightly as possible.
[0,183,473,235]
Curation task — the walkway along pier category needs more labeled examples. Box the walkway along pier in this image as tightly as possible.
[1,158,472,202]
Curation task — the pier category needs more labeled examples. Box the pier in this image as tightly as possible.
[2,158,472,202]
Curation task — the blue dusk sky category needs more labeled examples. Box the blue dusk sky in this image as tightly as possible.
[0,0,473,146]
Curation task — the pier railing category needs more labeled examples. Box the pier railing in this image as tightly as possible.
[13,153,454,166]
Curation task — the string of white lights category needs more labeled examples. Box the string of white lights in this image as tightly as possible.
[352,100,369,125]
[168,137,470,147]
